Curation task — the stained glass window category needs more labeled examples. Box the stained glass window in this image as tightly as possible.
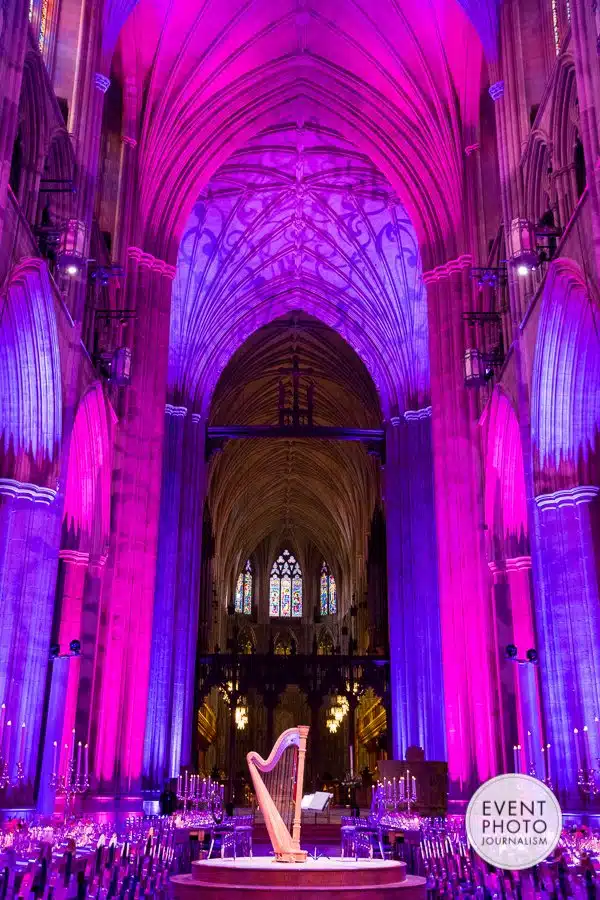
[270,550,302,617]
[234,559,253,614]
[320,562,337,615]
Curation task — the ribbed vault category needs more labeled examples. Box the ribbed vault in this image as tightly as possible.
[110,0,488,263]
[208,315,381,590]
[171,124,429,417]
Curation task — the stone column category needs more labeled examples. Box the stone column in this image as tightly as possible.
[171,415,207,775]
[0,4,29,243]
[144,404,187,787]
[533,486,600,804]
[384,411,445,762]
[0,480,61,793]
[144,407,207,785]
[424,257,500,793]
[95,248,174,795]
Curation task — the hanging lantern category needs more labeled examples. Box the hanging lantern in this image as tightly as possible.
[56,219,87,276]
[110,347,132,385]
[235,704,248,731]
[507,218,538,275]
[464,348,487,387]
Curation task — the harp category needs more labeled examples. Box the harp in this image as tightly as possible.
[247,726,309,862]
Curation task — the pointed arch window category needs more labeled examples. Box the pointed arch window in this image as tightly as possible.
[270,550,302,617]
[235,559,253,615]
[320,561,337,615]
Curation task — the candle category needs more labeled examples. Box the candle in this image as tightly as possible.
[5,720,11,765]
[513,745,519,773]
[0,704,6,756]
[574,728,582,770]
[541,745,546,781]
[76,741,82,779]
[84,743,89,778]
[70,728,76,763]
[527,731,534,769]
[546,743,552,783]
[411,775,417,799]
[18,723,25,767]
[52,740,58,777]
[184,770,188,794]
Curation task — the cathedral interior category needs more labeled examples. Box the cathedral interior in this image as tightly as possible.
[1,0,600,839]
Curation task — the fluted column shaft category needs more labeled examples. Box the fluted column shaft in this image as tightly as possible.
[384,412,445,761]
[424,257,499,793]
[95,248,174,793]
[144,410,207,785]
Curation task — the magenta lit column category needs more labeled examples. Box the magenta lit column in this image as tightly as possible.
[424,256,500,792]
[95,248,174,795]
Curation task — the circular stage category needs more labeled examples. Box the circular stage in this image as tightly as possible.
[171,856,427,899]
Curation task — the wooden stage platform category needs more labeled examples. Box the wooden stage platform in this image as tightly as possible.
[172,857,427,899]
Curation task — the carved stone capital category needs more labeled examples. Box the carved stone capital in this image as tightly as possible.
[95,74,111,94]
[535,485,599,511]
[59,549,90,567]
[404,406,432,422]
[165,404,188,418]
[488,80,505,102]
[0,478,57,505]
[422,255,473,285]
[127,247,177,280]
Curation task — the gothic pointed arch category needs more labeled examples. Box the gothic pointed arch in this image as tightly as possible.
[0,258,62,488]
[531,258,600,495]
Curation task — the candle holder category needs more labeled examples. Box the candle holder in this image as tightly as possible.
[0,759,25,791]
[577,767,597,796]
[176,773,223,815]
[50,738,90,821]
[378,775,418,815]
[0,718,27,791]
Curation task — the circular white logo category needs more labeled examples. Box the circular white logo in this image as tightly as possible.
[466,774,562,870]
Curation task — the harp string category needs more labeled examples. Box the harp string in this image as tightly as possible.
[261,744,298,834]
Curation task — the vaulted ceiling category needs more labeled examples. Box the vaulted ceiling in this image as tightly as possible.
[170,124,429,417]
[109,0,490,263]
[208,315,381,586]
[103,0,494,592]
